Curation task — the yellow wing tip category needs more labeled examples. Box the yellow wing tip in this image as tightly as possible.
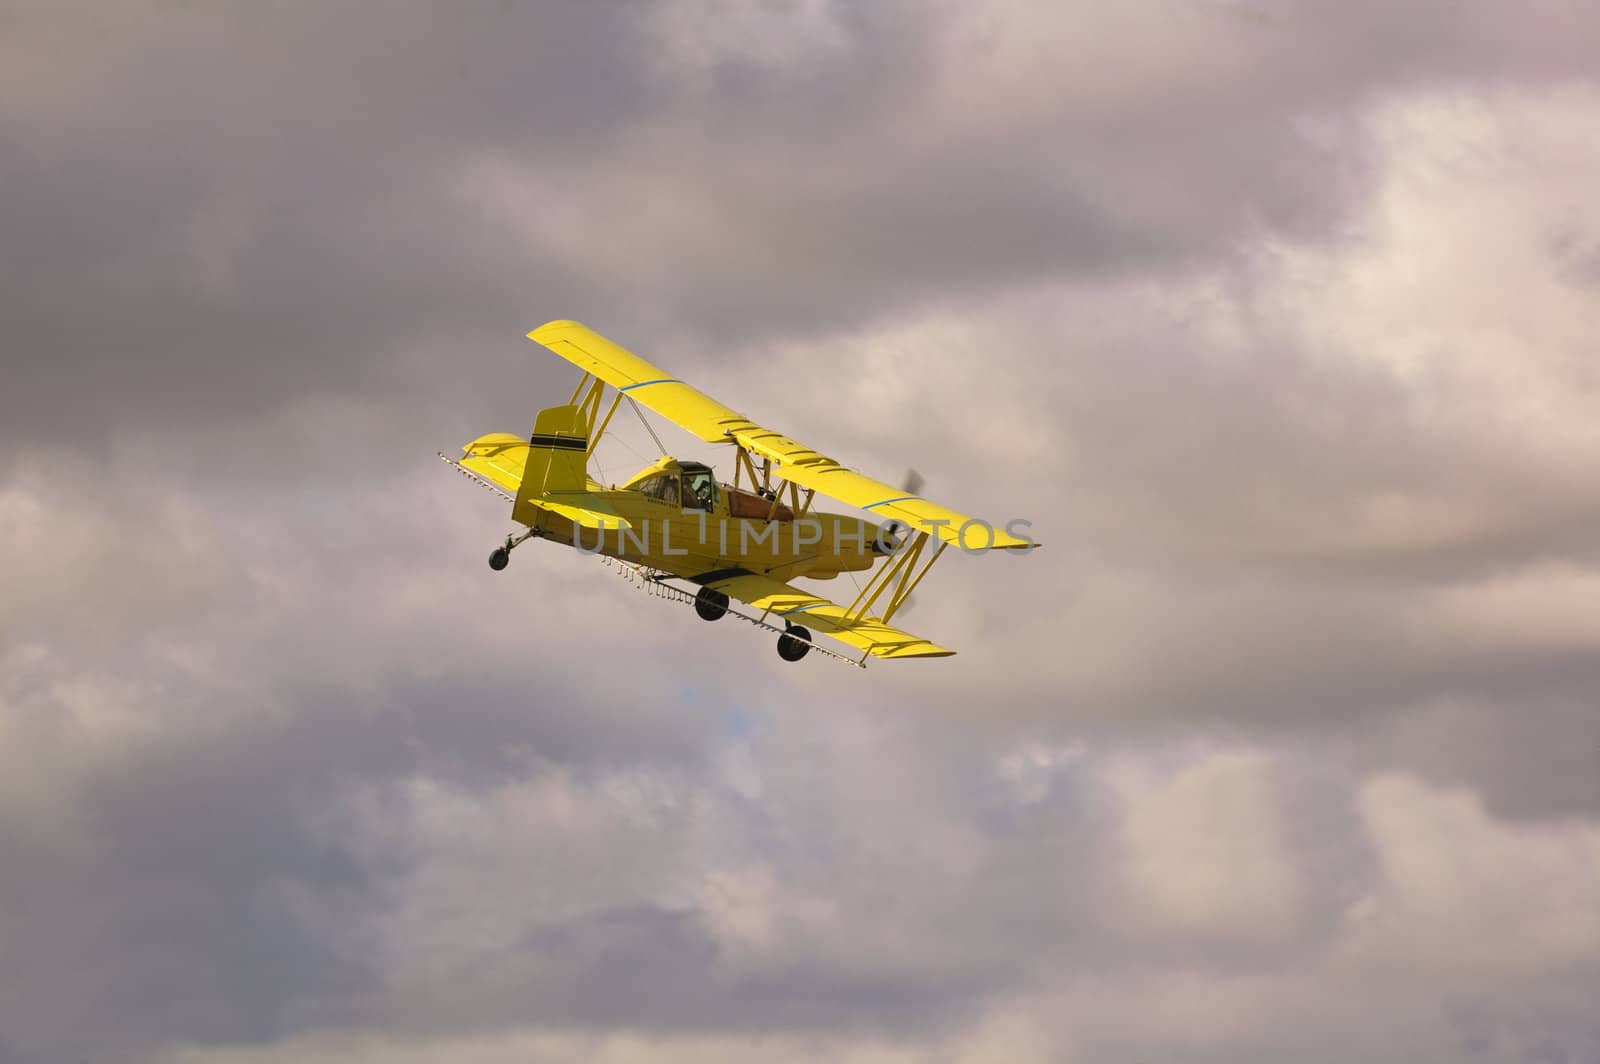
[928,529,1040,551]
[871,643,957,659]
[527,319,589,342]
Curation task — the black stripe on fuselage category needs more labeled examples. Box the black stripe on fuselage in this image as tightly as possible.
[690,567,755,586]
[529,433,587,451]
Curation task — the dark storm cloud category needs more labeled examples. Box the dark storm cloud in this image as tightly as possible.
[0,603,730,1061]
[1362,694,1600,822]
[0,460,734,1061]
[334,709,1116,1046]
[8,0,1595,458]
[0,684,380,1059]
[2,0,658,447]
[356,902,984,1039]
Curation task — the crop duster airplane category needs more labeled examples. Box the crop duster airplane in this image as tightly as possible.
[440,321,1036,666]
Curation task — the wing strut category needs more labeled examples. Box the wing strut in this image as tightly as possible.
[563,374,638,462]
[844,531,947,623]
[588,392,622,458]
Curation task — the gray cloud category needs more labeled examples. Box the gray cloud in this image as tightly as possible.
[3,2,1600,1062]
[9,0,1598,453]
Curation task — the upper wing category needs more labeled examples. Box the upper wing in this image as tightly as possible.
[686,567,954,660]
[530,320,747,442]
[528,320,1033,551]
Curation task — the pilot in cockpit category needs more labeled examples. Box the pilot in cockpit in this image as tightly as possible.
[684,469,717,512]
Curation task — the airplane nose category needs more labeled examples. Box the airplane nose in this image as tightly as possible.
[874,519,910,553]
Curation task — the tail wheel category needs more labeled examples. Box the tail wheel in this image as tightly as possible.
[695,587,729,622]
[487,528,539,572]
[777,624,812,662]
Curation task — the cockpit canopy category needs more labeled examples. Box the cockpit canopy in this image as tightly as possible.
[629,459,719,512]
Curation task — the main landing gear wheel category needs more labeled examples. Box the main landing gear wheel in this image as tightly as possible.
[695,587,729,622]
[777,623,812,662]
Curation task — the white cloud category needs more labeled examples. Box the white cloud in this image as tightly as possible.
[1344,773,1600,977]
[1278,87,1600,465]
[1102,749,1305,943]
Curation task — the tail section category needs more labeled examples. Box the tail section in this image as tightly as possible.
[512,404,589,523]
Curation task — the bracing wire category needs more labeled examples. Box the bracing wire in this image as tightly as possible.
[609,433,652,470]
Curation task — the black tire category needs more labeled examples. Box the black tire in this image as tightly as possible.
[695,587,729,622]
[488,547,510,571]
[777,624,812,662]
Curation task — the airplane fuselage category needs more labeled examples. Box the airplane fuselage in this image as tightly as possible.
[527,480,884,582]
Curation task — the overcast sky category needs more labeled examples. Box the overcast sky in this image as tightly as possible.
[4,2,1599,1061]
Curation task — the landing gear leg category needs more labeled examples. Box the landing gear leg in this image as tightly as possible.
[777,623,812,662]
[488,527,541,571]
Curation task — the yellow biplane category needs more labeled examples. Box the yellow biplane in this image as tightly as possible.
[440,321,1036,665]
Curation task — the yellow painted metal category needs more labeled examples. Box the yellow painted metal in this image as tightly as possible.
[884,541,946,623]
[540,497,633,530]
[459,432,532,494]
[460,435,882,579]
[567,372,593,407]
[454,429,947,658]
[588,392,622,459]
[844,531,924,621]
[512,404,589,526]
[699,570,955,659]
[886,535,928,614]
[532,320,747,441]
[732,448,760,493]
[445,319,1043,662]
[862,533,926,621]
[575,377,606,435]
[527,320,1034,550]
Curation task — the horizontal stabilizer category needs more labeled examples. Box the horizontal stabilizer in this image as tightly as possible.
[538,494,632,531]
[454,433,623,531]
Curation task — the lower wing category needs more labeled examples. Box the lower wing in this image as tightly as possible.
[679,567,954,660]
